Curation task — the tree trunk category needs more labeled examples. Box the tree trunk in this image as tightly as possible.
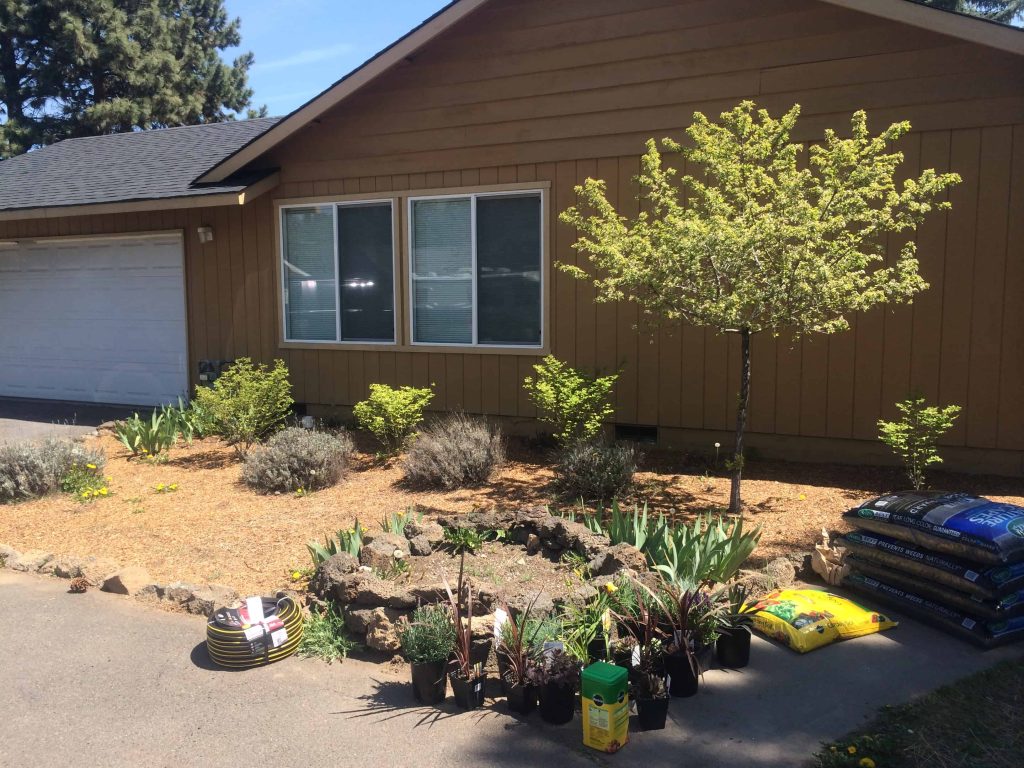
[729,328,752,514]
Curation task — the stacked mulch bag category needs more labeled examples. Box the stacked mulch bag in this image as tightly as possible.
[841,491,1024,647]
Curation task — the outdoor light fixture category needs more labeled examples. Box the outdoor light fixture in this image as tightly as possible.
[197,226,214,243]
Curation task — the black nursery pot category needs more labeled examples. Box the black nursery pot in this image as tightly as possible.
[716,627,752,669]
[410,661,448,705]
[450,672,487,710]
[538,682,576,725]
[587,635,607,663]
[664,652,699,698]
[505,680,537,715]
[635,695,670,731]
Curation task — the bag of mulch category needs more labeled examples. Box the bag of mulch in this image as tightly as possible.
[750,588,897,653]
[846,555,1024,621]
[846,492,1024,565]
[841,530,1024,601]
[844,571,1024,648]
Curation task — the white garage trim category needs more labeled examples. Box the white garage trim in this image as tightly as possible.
[0,231,190,407]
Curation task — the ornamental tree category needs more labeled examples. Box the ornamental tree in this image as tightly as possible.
[560,101,960,512]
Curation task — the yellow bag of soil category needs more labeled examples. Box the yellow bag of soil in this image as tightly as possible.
[750,588,897,653]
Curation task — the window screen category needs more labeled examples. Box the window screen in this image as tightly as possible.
[283,206,336,341]
[411,198,473,344]
[410,192,543,347]
[337,203,394,342]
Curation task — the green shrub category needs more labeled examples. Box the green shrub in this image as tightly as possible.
[523,355,618,447]
[401,412,504,489]
[442,525,486,554]
[0,439,105,504]
[193,358,294,457]
[298,604,356,663]
[553,439,636,502]
[353,383,434,456]
[400,604,456,664]
[878,396,961,490]
[242,427,353,495]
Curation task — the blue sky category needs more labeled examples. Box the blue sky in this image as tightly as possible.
[224,0,451,116]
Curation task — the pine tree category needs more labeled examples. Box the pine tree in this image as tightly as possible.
[917,0,1024,25]
[0,0,261,158]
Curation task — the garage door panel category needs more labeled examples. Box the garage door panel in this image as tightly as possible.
[0,234,188,406]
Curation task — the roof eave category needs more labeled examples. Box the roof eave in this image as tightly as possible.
[820,0,1024,55]
[0,171,279,222]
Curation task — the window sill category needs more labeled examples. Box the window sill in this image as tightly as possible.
[279,340,549,356]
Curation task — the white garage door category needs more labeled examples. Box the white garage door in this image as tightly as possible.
[0,233,188,406]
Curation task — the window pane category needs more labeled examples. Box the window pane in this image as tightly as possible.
[411,198,472,344]
[338,203,394,342]
[477,194,542,345]
[283,206,336,341]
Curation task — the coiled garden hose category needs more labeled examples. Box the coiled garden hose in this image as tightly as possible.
[206,595,304,669]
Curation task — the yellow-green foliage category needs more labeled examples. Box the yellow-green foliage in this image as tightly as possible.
[192,358,293,457]
[353,384,434,456]
[522,355,617,447]
[878,396,961,490]
[560,101,960,338]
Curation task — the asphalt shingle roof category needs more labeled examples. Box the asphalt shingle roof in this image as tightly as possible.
[0,117,280,214]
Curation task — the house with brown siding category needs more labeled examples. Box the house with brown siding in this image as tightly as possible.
[0,0,1022,473]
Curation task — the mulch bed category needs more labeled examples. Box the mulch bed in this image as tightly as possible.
[2,431,1021,597]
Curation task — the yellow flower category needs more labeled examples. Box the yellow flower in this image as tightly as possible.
[99,487,109,496]
[291,571,302,580]
[105,476,112,482]
[86,463,97,470]
[80,491,90,498]
[604,582,618,594]
[847,746,857,755]
[169,483,178,491]
[798,493,806,501]
[859,759,876,768]
[156,483,165,491]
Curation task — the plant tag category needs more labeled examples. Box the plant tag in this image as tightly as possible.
[493,608,508,640]
[245,596,265,625]
[270,627,289,647]
[542,640,564,659]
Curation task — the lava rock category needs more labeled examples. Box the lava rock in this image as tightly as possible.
[765,557,797,588]
[345,607,375,634]
[408,534,433,557]
[365,607,408,653]
[309,552,359,599]
[330,571,375,603]
[504,590,556,618]
[588,543,647,576]
[184,584,239,616]
[359,533,410,571]
[10,550,54,572]
[405,519,445,546]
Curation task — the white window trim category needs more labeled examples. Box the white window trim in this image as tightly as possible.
[407,189,545,350]
[279,198,398,346]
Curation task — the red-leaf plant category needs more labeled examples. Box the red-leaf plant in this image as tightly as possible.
[443,577,482,682]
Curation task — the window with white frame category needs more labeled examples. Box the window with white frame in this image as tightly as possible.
[281,200,395,343]
[410,191,543,347]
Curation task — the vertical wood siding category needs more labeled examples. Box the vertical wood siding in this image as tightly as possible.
[1,0,1021,459]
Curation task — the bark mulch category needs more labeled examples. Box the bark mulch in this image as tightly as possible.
[1,432,1021,597]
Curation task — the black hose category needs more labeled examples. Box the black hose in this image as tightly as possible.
[206,595,304,669]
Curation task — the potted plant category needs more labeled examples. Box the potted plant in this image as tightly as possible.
[612,578,670,729]
[495,597,549,714]
[527,649,580,725]
[562,587,612,665]
[443,579,486,710]
[715,583,756,668]
[653,582,725,698]
[400,604,455,705]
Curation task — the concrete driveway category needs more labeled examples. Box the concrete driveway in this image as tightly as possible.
[0,397,136,443]
[1,570,1021,768]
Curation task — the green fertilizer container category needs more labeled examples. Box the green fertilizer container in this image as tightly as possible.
[581,661,629,753]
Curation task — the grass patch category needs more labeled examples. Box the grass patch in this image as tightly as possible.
[298,605,358,663]
[812,659,1024,768]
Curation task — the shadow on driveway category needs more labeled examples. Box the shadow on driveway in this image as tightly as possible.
[0,396,137,443]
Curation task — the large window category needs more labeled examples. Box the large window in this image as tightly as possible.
[410,191,542,347]
[282,201,395,343]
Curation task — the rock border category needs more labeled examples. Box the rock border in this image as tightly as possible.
[310,505,649,654]
[0,543,239,616]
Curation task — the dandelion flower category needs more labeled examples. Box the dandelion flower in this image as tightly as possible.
[604,582,618,594]
[86,463,97,470]
[291,571,302,580]
[799,493,806,501]
[80,491,90,498]
[99,487,109,495]
[847,746,857,755]
[169,483,178,490]
[859,759,875,768]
